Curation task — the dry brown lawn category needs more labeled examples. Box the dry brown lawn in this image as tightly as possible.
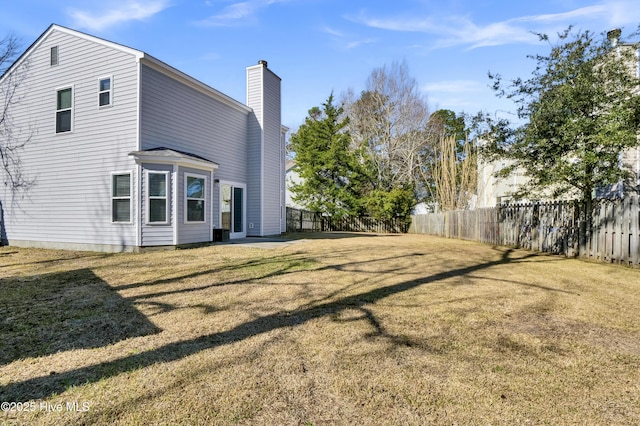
[0,233,639,425]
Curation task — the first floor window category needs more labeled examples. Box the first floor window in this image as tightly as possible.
[112,173,131,222]
[56,87,72,133]
[185,174,205,222]
[148,172,168,223]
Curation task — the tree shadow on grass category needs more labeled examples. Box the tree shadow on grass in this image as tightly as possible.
[0,248,554,401]
[0,268,161,366]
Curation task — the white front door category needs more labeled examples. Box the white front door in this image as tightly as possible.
[221,183,246,239]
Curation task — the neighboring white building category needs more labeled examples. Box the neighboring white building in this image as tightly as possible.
[476,157,530,208]
[0,24,286,251]
[285,159,306,209]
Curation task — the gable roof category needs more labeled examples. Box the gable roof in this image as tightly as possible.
[1,24,251,114]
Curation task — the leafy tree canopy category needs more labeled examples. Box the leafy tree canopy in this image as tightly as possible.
[482,26,640,201]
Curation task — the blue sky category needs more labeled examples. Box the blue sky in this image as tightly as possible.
[3,0,640,132]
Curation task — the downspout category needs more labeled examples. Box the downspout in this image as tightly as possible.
[135,58,142,247]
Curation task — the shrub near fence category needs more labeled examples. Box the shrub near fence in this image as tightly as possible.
[410,195,640,267]
[286,207,323,232]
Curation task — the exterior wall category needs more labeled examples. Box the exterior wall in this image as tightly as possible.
[246,62,283,236]
[621,146,640,193]
[176,166,211,245]
[1,27,140,251]
[139,64,250,235]
[140,163,174,246]
[476,158,529,208]
[280,128,288,233]
[285,161,306,209]
[246,67,263,236]
[261,68,283,235]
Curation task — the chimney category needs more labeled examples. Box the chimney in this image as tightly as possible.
[607,28,622,47]
[258,59,268,68]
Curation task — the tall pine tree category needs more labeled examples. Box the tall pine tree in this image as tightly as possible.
[289,94,365,218]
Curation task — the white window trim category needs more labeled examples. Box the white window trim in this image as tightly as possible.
[111,171,133,224]
[55,84,74,134]
[98,75,113,108]
[218,180,247,239]
[145,170,169,225]
[184,172,207,224]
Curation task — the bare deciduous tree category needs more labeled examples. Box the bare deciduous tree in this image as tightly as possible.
[1,34,33,196]
[431,134,477,211]
[343,61,434,198]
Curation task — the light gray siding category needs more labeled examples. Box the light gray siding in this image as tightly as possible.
[176,166,211,244]
[246,71,263,236]
[140,164,174,246]
[1,27,140,251]
[261,69,283,235]
[140,64,249,183]
[140,64,249,239]
[622,146,640,190]
[246,63,283,236]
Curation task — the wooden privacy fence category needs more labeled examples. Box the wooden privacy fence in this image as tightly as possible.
[410,196,640,267]
[286,207,409,234]
[286,207,323,232]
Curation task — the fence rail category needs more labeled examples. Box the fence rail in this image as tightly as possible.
[410,196,640,267]
[286,207,409,234]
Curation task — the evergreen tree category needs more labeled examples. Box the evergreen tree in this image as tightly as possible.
[288,94,364,218]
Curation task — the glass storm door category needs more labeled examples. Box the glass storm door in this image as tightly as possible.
[221,183,245,239]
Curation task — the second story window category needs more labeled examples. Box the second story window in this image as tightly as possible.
[56,87,72,133]
[99,77,112,107]
[50,46,58,66]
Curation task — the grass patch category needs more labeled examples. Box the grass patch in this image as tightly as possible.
[1,234,639,425]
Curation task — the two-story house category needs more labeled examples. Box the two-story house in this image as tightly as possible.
[0,24,286,251]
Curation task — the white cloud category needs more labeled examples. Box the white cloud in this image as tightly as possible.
[69,0,170,31]
[322,26,346,38]
[345,38,376,49]
[352,1,640,50]
[321,25,376,50]
[512,5,608,24]
[197,0,288,27]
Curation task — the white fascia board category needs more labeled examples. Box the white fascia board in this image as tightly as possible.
[129,150,219,172]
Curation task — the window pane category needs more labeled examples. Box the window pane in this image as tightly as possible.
[99,92,110,106]
[187,177,204,198]
[56,110,71,132]
[233,187,243,233]
[149,173,166,197]
[57,88,71,109]
[112,199,130,222]
[50,46,58,66]
[187,200,204,222]
[99,78,111,91]
[113,174,130,197]
[149,199,167,222]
